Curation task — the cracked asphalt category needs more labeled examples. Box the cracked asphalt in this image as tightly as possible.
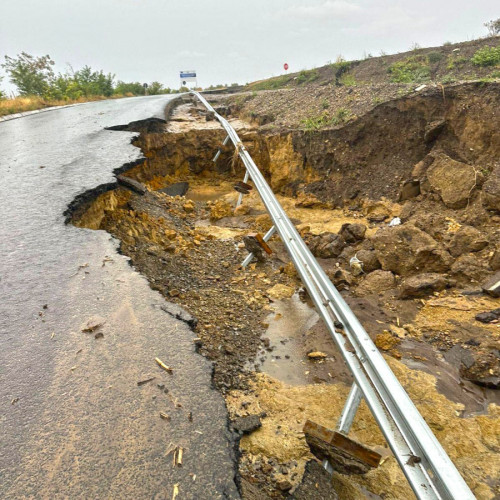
[0,96,239,499]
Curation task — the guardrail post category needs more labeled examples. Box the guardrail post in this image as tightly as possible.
[236,170,250,207]
[213,135,230,163]
[336,383,363,435]
[241,225,277,268]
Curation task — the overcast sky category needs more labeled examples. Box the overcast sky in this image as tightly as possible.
[0,0,498,93]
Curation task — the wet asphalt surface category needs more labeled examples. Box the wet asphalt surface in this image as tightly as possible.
[0,97,239,499]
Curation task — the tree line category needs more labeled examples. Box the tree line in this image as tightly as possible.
[0,52,179,99]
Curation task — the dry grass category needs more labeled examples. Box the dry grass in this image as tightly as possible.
[0,95,128,117]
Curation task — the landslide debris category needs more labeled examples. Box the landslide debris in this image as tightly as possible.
[69,83,500,499]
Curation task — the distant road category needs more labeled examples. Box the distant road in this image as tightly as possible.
[0,96,239,499]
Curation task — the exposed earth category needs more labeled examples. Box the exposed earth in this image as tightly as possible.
[69,67,500,499]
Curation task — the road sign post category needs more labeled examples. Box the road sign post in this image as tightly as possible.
[180,70,197,89]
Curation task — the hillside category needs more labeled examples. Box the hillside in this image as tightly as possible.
[221,36,500,131]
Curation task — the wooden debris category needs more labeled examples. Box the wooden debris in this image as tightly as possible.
[307,351,327,360]
[116,174,147,195]
[155,357,173,373]
[172,483,179,500]
[173,446,184,466]
[303,420,382,475]
[137,377,155,386]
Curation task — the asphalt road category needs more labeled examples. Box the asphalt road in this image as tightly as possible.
[0,96,239,499]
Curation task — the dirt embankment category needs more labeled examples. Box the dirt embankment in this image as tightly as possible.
[69,89,500,499]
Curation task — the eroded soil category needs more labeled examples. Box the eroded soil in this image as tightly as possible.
[70,89,500,499]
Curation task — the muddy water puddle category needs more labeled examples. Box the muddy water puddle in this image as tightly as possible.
[186,184,233,202]
[257,294,320,384]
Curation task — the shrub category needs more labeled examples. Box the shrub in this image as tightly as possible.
[441,74,456,84]
[471,46,500,67]
[388,55,430,83]
[427,52,443,64]
[331,107,351,125]
[301,111,329,131]
[339,73,356,86]
[296,69,319,84]
[447,55,468,70]
[249,75,291,91]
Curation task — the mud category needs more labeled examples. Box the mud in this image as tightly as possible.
[69,89,500,499]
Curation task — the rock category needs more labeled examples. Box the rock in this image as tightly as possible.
[234,204,250,216]
[375,331,400,351]
[295,191,327,208]
[327,268,354,291]
[475,308,500,324]
[457,350,500,389]
[339,223,366,243]
[371,224,453,276]
[451,255,490,283]
[338,245,356,262]
[232,415,262,434]
[255,213,273,231]
[490,246,500,271]
[482,271,500,297]
[412,154,435,178]
[267,284,295,300]
[277,479,293,492]
[355,249,381,273]
[307,351,327,359]
[447,226,488,257]
[399,179,421,201]
[159,181,189,197]
[482,165,500,212]
[81,317,105,332]
[426,154,480,208]
[398,273,450,299]
[310,232,345,259]
[183,200,195,213]
[355,270,396,296]
[423,119,446,143]
[210,200,233,221]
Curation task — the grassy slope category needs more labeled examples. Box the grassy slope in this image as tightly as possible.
[247,36,500,91]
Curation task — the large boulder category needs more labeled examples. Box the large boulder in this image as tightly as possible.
[451,255,490,283]
[398,273,451,299]
[482,165,500,212]
[426,153,480,209]
[309,232,345,259]
[447,225,489,257]
[371,224,453,276]
[355,249,381,273]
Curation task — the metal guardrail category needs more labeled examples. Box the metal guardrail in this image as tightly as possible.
[190,90,475,500]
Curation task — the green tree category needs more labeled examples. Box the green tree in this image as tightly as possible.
[114,81,144,95]
[2,52,55,96]
[73,65,114,96]
[148,81,164,95]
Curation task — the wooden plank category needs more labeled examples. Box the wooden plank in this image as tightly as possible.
[303,420,382,475]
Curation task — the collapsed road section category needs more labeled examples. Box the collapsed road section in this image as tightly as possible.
[69,86,499,499]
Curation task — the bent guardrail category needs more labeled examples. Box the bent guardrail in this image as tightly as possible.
[190,90,475,500]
